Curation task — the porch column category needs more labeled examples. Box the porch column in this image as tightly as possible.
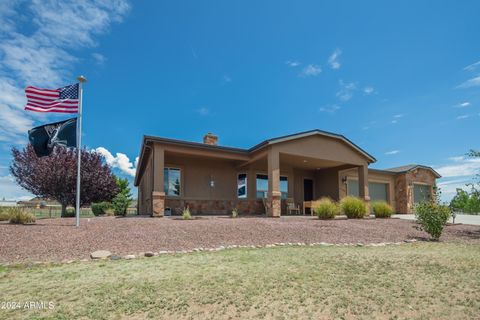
[357,164,370,202]
[267,148,281,217]
[152,144,165,217]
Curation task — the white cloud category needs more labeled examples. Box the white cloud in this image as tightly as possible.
[95,147,137,177]
[385,150,400,155]
[463,60,480,71]
[0,174,33,201]
[391,120,398,124]
[300,64,321,77]
[285,60,300,67]
[435,156,480,178]
[437,178,473,201]
[0,1,130,144]
[456,115,469,120]
[393,114,404,118]
[363,86,375,94]
[336,80,357,101]
[196,107,210,116]
[457,76,480,89]
[92,52,107,65]
[328,49,341,69]
[454,101,471,108]
[319,105,341,113]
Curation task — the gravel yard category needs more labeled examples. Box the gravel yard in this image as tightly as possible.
[1,216,479,263]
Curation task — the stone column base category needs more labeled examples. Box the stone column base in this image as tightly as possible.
[267,191,282,217]
[152,191,165,217]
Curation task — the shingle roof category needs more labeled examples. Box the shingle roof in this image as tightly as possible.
[386,164,441,178]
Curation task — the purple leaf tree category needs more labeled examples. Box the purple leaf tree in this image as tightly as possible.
[10,145,119,217]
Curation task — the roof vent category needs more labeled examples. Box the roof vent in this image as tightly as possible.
[203,132,218,146]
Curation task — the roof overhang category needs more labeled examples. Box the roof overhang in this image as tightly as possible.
[249,129,376,163]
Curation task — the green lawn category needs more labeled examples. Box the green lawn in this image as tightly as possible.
[0,243,479,319]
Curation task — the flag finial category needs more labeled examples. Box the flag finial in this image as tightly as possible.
[77,75,87,83]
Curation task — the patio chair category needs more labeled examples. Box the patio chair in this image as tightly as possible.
[303,201,314,215]
[286,198,301,215]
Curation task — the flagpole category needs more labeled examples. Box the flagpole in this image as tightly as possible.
[75,75,87,227]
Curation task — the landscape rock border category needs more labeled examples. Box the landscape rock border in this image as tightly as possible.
[3,239,420,267]
[93,239,419,262]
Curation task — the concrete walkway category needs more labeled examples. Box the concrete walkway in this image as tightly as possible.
[394,213,480,226]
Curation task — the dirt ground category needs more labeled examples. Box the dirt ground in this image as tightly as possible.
[1,216,479,263]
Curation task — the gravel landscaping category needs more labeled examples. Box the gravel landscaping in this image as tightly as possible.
[0,216,479,263]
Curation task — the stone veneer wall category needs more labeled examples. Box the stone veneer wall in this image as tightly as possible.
[394,168,437,214]
[165,199,267,215]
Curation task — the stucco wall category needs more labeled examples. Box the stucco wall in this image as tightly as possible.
[315,168,340,200]
[138,152,153,214]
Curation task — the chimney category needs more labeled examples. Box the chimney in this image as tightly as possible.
[203,132,218,145]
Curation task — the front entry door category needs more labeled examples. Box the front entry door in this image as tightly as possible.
[304,179,314,214]
[304,179,314,201]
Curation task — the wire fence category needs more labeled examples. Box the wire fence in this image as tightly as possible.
[1,205,138,219]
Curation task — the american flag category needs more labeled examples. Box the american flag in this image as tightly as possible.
[24,84,79,113]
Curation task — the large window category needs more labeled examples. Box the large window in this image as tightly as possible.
[369,182,388,202]
[237,173,247,198]
[347,180,388,202]
[280,176,288,199]
[255,174,288,199]
[347,180,359,197]
[256,174,268,198]
[164,168,181,196]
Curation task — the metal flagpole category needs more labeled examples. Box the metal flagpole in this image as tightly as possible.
[75,75,87,227]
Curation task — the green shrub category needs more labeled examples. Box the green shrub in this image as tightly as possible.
[105,208,115,216]
[231,208,239,218]
[8,208,36,224]
[372,201,394,218]
[112,194,129,216]
[182,207,192,220]
[63,208,76,217]
[91,202,112,216]
[414,202,451,240]
[340,196,368,219]
[313,198,340,219]
[0,208,11,221]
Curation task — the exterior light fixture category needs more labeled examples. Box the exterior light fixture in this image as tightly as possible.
[210,175,215,187]
[342,176,348,184]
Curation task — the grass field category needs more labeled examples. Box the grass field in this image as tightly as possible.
[1,243,479,319]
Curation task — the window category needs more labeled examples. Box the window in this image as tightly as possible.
[256,174,268,198]
[237,173,247,198]
[280,176,288,199]
[414,184,431,204]
[164,168,181,196]
[255,174,288,199]
[347,180,359,197]
[369,182,388,202]
[347,180,389,202]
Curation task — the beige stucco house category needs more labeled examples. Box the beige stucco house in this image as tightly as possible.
[134,130,440,216]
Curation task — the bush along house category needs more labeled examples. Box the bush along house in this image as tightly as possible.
[134,130,440,216]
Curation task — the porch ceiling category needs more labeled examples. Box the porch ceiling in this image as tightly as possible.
[280,153,347,170]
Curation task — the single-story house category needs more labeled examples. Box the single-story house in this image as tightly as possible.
[134,130,440,216]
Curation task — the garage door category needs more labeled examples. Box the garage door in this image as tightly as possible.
[414,184,431,204]
[347,180,388,202]
[369,182,388,202]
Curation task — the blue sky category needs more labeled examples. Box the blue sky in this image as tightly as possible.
[1,1,479,202]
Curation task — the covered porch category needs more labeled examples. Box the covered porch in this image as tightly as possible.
[238,147,371,217]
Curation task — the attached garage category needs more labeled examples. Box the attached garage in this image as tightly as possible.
[413,184,432,204]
